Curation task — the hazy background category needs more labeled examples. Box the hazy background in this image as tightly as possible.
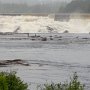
[0,0,71,5]
[0,0,89,14]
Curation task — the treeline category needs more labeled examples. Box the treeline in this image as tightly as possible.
[0,3,30,14]
[1,0,90,14]
[0,1,67,14]
[59,0,90,13]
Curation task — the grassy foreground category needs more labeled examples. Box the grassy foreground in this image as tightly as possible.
[0,72,85,90]
[40,72,85,90]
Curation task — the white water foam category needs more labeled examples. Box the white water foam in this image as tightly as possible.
[0,15,90,33]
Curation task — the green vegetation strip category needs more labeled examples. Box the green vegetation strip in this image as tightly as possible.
[0,72,85,90]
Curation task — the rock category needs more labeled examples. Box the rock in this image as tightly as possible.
[82,38,89,40]
[0,59,30,67]
[41,37,47,41]
[50,38,53,40]
[63,30,69,33]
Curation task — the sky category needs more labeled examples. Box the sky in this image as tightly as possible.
[0,0,71,4]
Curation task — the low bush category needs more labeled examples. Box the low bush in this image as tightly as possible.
[0,71,28,90]
[0,72,85,90]
[41,72,84,90]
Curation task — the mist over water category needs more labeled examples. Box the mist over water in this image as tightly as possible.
[0,15,90,33]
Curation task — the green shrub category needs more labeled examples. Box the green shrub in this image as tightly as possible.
[68,72,84,90]
[0,72,85,90]
[42,72,84,90]
[0,75,8,90]
[0,71,28,90]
